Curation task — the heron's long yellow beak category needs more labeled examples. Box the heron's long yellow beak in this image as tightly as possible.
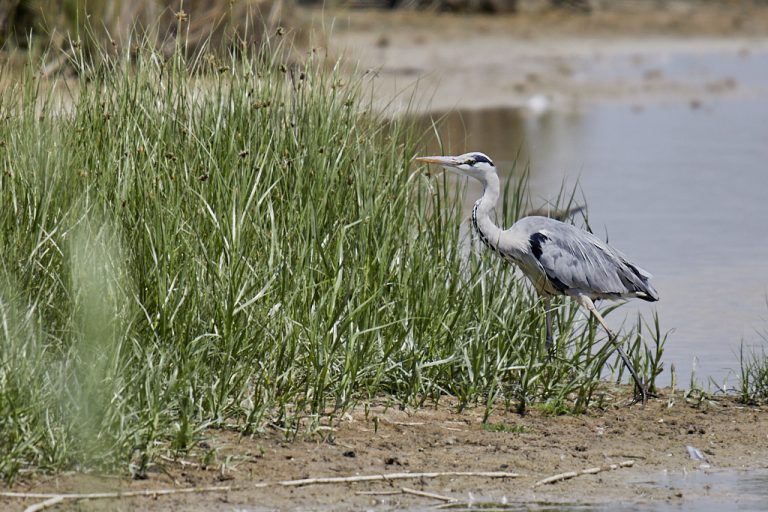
[413,155,460,167]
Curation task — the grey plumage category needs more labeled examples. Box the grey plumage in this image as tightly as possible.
[501,216,659,302]
[416,151,658,403]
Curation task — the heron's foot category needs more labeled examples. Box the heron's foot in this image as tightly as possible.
[627,386,658,406]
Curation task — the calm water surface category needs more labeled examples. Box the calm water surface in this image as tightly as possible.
[416,96,768,385]
[435,470,768,512]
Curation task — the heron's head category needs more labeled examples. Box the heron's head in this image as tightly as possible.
[414,152,497,186]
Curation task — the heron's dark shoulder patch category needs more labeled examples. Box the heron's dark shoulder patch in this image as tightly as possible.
[529,232,549,260]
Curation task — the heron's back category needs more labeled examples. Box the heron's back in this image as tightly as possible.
[503,216,659,301]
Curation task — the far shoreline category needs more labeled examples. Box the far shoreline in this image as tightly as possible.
[315,9,768,115]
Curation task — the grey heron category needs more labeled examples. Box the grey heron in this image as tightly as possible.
[415,152,659,403]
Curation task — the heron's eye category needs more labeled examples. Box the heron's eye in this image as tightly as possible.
[465,159,476,166]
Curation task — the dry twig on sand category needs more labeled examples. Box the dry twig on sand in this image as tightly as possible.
[533,460,635,487]
[356,487,455,502]
[401,487,456,502]
[23,496,65,512]
[278,471,521,487]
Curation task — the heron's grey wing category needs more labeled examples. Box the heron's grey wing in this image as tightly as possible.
[527,222,655,299]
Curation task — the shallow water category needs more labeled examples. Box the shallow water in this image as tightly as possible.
[632,468,768,511]
[432,469,768,511]
[414,57,768,385]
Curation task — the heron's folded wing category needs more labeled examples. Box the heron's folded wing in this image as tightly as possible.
[533,229,632,296]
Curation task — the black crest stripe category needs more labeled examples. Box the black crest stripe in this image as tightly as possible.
[472,154,493,166]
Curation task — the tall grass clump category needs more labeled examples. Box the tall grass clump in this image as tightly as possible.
[0,29,663,480]
[738,324,768,404]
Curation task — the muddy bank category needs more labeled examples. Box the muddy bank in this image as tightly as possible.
[3,388,766,511]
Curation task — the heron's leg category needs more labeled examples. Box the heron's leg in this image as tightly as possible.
[544,297,554,353]
[575,295,650,404]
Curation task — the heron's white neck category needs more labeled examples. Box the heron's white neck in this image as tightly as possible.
[471,172,505,251]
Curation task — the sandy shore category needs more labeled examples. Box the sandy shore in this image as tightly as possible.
[3,388,766,511]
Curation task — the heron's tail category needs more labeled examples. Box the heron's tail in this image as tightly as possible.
[636,286,659,302]
[626,263,659,301]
